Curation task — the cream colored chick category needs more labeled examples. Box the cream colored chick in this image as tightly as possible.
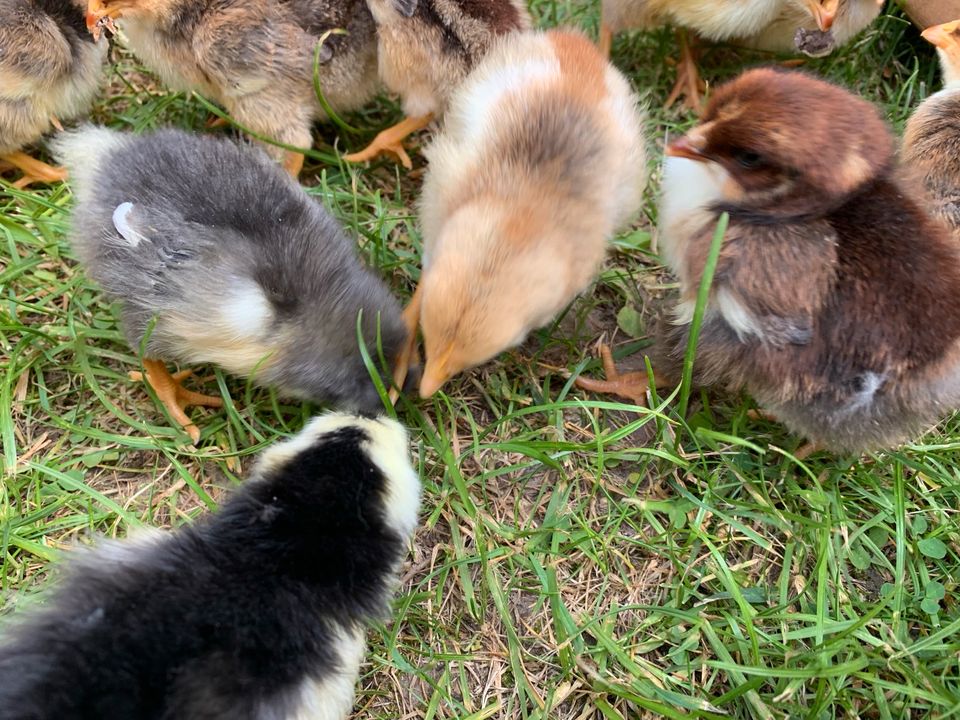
[343,0,530,168]
[402,29,646,397]
[0,0,106,187]
[600,0,882,108]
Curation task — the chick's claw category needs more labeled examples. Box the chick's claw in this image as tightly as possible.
[2,152,68,188]
[574,345,653,407]
[132,360,223,443]
[343,114,434,170]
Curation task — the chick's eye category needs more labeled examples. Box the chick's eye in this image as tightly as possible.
[733,149,764,169]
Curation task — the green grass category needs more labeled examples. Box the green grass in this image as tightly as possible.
[2,1,958,718]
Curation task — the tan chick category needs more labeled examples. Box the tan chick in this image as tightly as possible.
[1,0,106,187]
[576,68,960,455]
[600,0,883,109]
[902,19,960,237]
[400,29,647,398]
[343,0,531,168]
[85,0,379,176]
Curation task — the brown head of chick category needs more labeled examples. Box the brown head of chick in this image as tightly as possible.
[654,67,960,453]
[409,30,647,397]
[84,0,378,176]
[902,19,960,237]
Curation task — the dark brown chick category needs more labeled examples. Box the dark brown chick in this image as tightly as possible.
[85,0,378,176]
[902,19,960,237]
[577,67,960,454]
[342,0,530,168]
[0,0,105,187]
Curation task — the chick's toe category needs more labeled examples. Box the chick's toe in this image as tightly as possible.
[2,153,68,188]
[133,360,223,443]
[343,114,433,169]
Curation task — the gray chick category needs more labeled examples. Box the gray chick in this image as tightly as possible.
[53,126,408,442]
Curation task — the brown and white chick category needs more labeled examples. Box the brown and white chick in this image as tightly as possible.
[576,68,960,455]
[600,0,882,109]
[0,0,106,187]
[902,19,960,238]
[400,29,647,398]
[85,0,378,176]
[343,0,530,168]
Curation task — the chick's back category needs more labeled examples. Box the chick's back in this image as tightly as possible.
[54,127,406,413]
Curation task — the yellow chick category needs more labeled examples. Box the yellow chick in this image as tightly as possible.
[404,29,647,397]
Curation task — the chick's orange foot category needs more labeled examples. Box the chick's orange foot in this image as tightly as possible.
[129,360,223,443]
[574,345,659,407]
[343,114,434,170]
[2,152,68,188]
[665,31,706,112]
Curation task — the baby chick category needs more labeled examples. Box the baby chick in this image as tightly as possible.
[401,29,646,398]
[53,126,407,442]
[0,0,105,187]
[577,68,960,454]
[902,19,960,237]
[343,0,530,168]
[600,0,882,108]
[85,0,378,176]
[0,413,421,720]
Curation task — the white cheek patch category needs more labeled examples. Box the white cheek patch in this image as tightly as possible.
[936,49,960,90]
[219,280,274,340]
[112,202,149,247]
[658,157,732,276]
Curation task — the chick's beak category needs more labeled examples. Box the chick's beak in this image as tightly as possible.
[666,135,707,162]
[805,0,835,32]
[419,344,455,398]
[86,0,120,40]
[922,21,960,50]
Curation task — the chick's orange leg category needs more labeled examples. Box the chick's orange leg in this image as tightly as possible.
[389,284,423,404]
[2,152,68,189]
[343,113,434,170]
[599,21,613,58]
[664,30,706,112]
[283,151,305,177]
[130,359,223,443]
[575,345,665,407]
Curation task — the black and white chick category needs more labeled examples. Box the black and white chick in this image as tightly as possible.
[53,126,408,442]
[0,0,106,187]
[0,412,421,720]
